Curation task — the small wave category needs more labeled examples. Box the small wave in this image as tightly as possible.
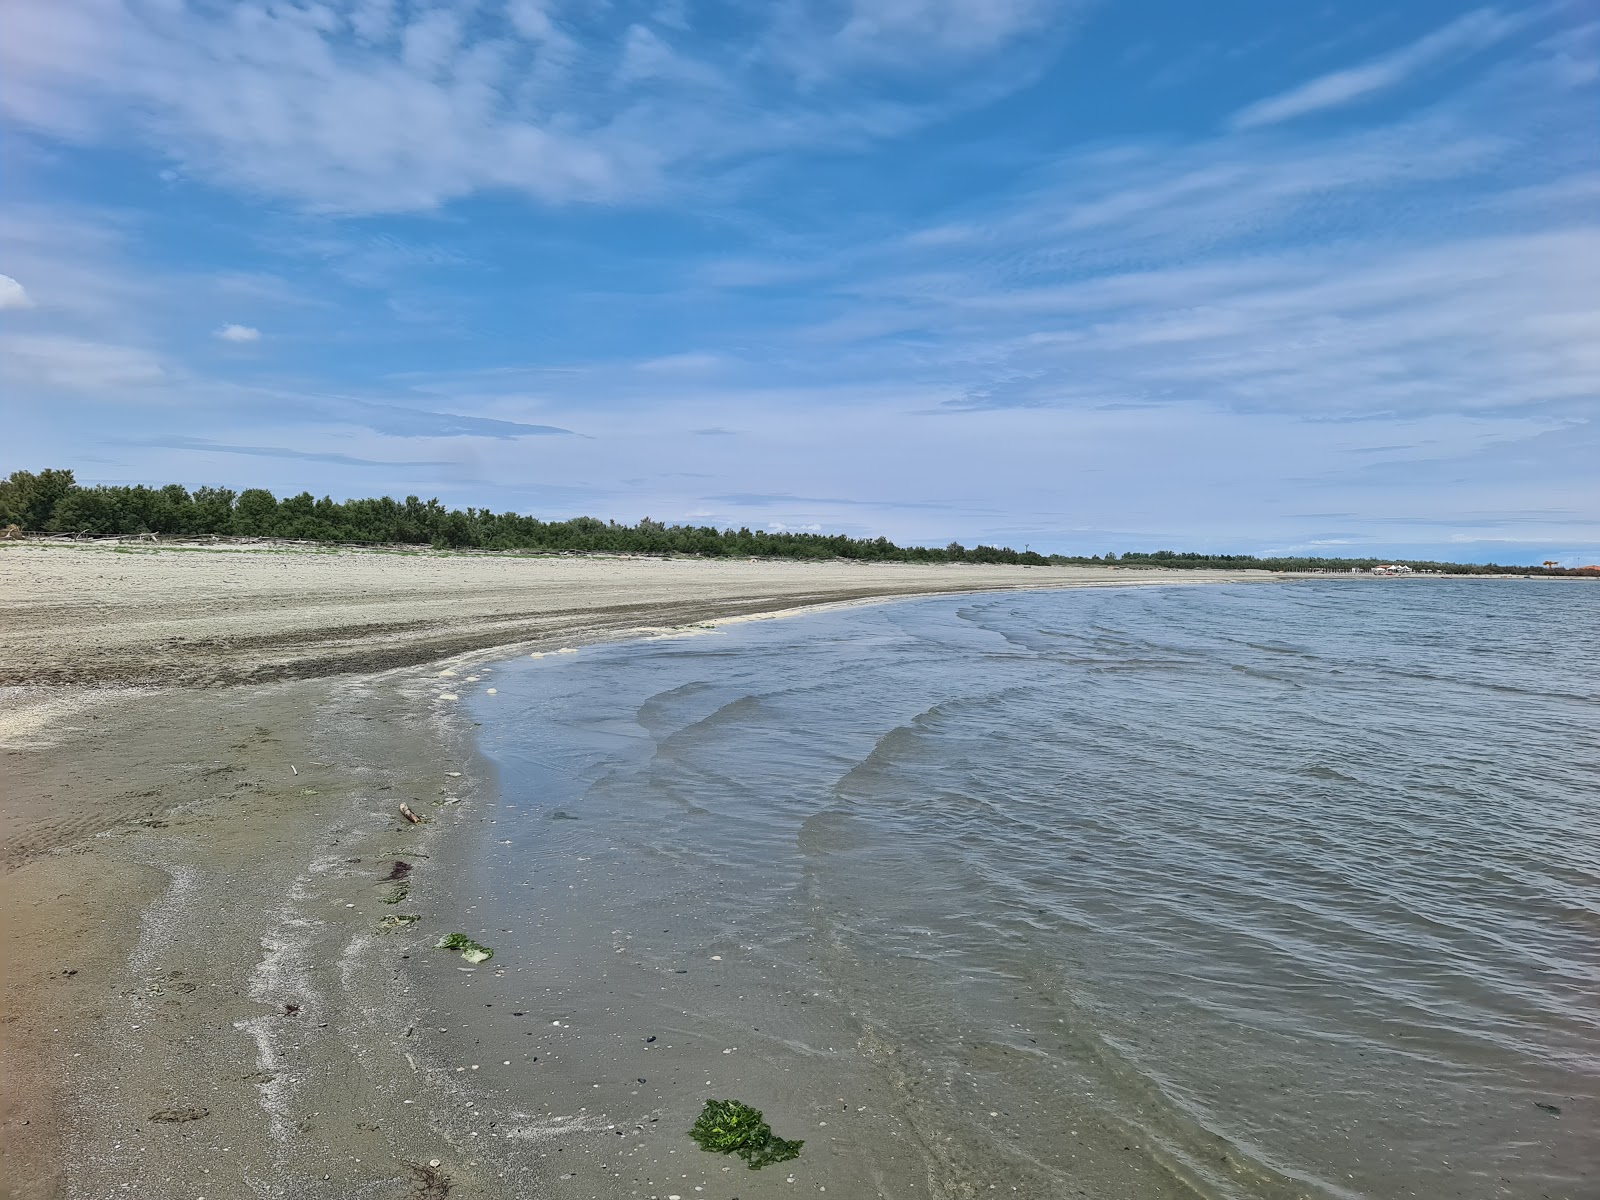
[1294,764,1358,782]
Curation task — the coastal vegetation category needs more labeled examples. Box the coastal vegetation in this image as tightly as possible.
[1,468,1586,575]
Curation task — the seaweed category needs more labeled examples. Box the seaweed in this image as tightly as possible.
[381,883,410,904]
[688,1099,803,1170]
[435,933,493,964]
[379,913,420,932]
[405,1160,452,1198]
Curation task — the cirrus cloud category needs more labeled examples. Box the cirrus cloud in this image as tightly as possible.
[0,0,1078,214]
[1231,7,1523,130]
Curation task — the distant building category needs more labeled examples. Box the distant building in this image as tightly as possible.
[1371,564,1413,575]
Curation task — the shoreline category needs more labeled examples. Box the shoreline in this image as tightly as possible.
[0,546,1293,1198]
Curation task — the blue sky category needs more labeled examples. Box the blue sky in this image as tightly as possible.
[2,0,1596,562]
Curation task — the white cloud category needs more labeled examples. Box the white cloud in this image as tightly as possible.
[1232,8,1522,130]
[0,273,33,309]
[0,0,1069,214]
[215,323,262,343]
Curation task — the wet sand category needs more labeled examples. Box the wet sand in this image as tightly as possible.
[0,543,1280,1199]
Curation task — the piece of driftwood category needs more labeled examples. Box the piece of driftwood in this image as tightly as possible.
[399,803,422,824]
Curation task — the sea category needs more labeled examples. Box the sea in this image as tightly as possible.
[437,579,1598,1199]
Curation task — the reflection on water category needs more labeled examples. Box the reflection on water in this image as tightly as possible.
[464,580,1599,1198]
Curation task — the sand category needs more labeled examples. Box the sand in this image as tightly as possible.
[0,542,1282,1199]
[0,542,1269,694]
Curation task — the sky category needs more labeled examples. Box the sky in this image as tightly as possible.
[2,0,1597,563]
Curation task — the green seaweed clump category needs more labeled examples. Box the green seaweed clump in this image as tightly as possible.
[381,883,410,904]
[688,1099,803,1170]
[378,913,420,932]
[436,933,493,964]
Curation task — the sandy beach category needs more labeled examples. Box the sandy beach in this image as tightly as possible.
[0,543,1279,1199]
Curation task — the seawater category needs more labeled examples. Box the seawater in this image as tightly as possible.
[451,580,1598,1199]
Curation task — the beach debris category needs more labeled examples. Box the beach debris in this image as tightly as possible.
[688,1099,803,1170]
[150,1106,210,1123]
[290,764,298,776]
[436,933,494,964]
[385,860,413,881]
[399,803,423,824]
[445,771,462,777]
[550,809,578,820]
[1535,1102,1562,1116]
[406,1159,452,1198]
[382,883,410,904]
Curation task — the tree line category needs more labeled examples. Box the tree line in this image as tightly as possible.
[0,468,1050,563]
[0,468,1585,576]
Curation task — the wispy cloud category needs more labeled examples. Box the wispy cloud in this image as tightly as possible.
[214,323,261,343]
[1231,8,1523,129]
[143,435,452,469]
[1,333,169,390]
[3,3,1595,559]
[341,401,575,440]
[1,0,1076,213]
[709,491,967,511]
[834,0,1057,58]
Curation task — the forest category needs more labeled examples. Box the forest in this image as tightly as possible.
[0,468,1581,576]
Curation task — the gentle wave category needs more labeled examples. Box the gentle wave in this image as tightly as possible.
[463,579,1600,1198]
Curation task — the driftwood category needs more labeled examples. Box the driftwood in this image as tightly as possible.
[399,803,422,824]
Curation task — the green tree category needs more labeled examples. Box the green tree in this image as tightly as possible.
[191,486,237,533]
[0,468,79,529]
[233,488,279,536]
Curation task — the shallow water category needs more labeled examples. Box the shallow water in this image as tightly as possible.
[447,580,1599,1198]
